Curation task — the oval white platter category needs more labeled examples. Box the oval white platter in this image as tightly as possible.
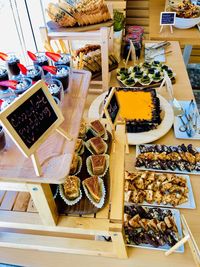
[88,92,174,145]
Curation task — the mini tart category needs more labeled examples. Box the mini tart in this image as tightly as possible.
[139,75,152,86]
[167,68,174,79]
[152,71,163,82]
[148,67,156,75]
[117,67,128,76]
[134,70,143,79]
[151,60,161,67]
[124,77,136,87]
[141,61,151,69]
[118,72,129,81]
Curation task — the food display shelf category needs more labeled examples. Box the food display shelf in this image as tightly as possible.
[0,69,128,258]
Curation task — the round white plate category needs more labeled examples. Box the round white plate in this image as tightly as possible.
[88,92,174,145]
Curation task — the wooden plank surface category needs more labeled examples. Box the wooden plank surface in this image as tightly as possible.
[27,198,37,213]
[0,191,18,211]
[0,191,5,204]
[12,192,30,212]
[0,70,91,184]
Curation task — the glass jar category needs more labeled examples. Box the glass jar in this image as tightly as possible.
[15,77,32,96]
[0,88,17,110]
[0,125,6,152]
[33,52,49,75]
[54,53,71,68]
[46,78,64,103]
[6,53,20,76]
[0,66,9,89]
[26,65,43,82]
[51,65,70,93]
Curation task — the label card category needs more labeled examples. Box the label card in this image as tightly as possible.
[0,80,64,157]
[160,12,176,25]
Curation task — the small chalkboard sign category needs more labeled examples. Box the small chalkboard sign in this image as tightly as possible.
[0,80,71,176]
[160,12,176,25]
[104,87,120,127]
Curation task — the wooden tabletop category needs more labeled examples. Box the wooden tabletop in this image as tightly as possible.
[0,70,91,184]
[149,0,200,46]
[0,42,199,267]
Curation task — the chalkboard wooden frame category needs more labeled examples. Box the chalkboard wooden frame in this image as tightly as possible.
[103,87,120,128]
[160,12,176,25]
[0,80,64,158]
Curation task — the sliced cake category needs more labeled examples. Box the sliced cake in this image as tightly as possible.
[115,88,161,133]
[90,120,105,137]
[89,136,105,154]
[64,176,80,200]
[91,155,106,175]
[70,153,79,174]
[83,176,102,203]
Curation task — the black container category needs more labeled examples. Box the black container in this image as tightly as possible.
[0,125,6,152]
[6,54,20,76]
[33,52,49,75]
[0,66,9,89]
[15,77,32,96]
[26,65,43,82]
[54,54,71,68]
[51,65,69,92]
[47,78,63,101]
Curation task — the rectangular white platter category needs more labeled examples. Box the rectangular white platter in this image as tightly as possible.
[125,205,184,253]
[125,174,196,209]
[136,144,200,175]
[174,101,200,140]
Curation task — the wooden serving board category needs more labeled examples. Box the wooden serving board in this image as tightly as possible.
[47,20,113,33]
[55,130,112,215]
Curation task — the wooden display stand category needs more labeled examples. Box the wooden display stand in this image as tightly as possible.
[0,70,127,258]
[40,24,112,93]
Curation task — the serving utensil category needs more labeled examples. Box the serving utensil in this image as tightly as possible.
[146,50,172,60]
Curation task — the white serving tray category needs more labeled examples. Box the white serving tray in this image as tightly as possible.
[125,206,184,253]
[174,101,200,140]
[125,174,196,209]
[136,144,200,175]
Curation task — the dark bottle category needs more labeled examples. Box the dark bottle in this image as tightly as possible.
[6,53,20,76]
[0,66,9,89]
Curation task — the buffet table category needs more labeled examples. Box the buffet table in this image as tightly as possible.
[0,42,199,267]
[149,0,200,65]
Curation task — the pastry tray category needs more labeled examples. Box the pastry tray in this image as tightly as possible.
[54,130,112,215]
[136,144,200,175]
[117,76,176,89]
[125,173,196,209]
[125,205,184,253]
